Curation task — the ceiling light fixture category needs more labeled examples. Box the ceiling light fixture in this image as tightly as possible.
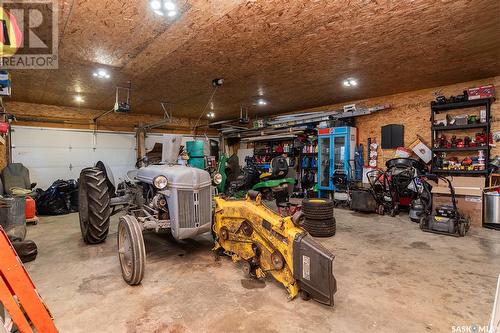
[164,1,176,11]
[343,78,358,87]
[207,112,215,118]
[150,0,161,10]
[150,0,177,17]
[257,99,267,106]
[75,95,84,103]
[93,69,110,79]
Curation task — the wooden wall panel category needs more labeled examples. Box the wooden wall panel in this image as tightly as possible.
[292,76,500,166]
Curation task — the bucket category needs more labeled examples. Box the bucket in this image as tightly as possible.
[186,141,205,158]
[0,196,27,241]
[484,191,500,225]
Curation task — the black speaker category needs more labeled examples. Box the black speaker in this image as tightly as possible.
[381,124,404,149]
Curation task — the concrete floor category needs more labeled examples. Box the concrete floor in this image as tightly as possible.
[24,209,500,333]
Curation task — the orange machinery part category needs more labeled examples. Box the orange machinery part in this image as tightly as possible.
[0,227,58,333]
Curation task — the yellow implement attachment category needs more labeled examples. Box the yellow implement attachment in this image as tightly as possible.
[213,191,337,306]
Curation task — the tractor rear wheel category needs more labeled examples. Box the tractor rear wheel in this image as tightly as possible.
[118,215,146,285]
[79,167,111,244]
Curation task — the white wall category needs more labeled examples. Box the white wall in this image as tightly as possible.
[11,126,217,189]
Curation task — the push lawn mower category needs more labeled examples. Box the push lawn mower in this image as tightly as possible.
[366,158,426,216]
[419,174,470,237]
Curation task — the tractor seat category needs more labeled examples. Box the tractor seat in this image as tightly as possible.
[1,163,35,195]
[262,156,288,180]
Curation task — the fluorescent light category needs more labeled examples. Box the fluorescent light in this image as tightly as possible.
[154,9,164,16]
[75,95,84,103]
[167,10,177,17]
[164,1,176,11]
[150,0,161,10]
[257,99,267,106]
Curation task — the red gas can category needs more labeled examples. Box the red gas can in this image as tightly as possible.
[0,122,9,134]
[25,196,36,220]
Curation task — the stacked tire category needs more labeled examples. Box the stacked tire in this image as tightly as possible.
[302,198,336,237]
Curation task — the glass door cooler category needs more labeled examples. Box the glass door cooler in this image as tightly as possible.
[317,126,357,197]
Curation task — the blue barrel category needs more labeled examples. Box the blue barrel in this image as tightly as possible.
[188,157,205,169]
[186,141,205,158]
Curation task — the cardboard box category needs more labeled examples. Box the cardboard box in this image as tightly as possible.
[468,84,495,100]
[431,176,485,227]
[409,138,431,163]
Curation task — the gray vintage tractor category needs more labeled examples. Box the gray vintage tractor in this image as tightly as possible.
[78,136,220,285]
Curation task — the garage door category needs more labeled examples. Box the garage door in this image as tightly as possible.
[11,126,210,189]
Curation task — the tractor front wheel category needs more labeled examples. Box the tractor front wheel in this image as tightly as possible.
[118,215,146,285]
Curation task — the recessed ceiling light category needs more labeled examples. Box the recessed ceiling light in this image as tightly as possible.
[343,78,358,87]
[93,69,110,79]
[164,1,176,11]
[151,0,178,17]
[75,95,84,103]
[150,0,161,10]
[257,99,267,106]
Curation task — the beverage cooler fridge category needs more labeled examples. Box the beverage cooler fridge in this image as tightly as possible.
[317,127,357,196]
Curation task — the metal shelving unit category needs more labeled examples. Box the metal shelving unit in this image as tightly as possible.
[430,98,493,175]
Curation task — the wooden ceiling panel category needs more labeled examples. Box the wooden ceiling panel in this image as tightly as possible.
[6,0,500,120]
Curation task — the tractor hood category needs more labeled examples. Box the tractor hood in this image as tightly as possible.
[136,164,211,190]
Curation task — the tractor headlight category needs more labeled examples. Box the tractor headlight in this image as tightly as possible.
[213,173,223,185]
[153,175,168,190]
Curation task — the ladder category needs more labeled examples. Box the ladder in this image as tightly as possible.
[0,227,58,333]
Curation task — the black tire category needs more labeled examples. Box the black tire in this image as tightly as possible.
[118,215,146,285]
[302,198,334,210]
[302,209,334,220]
[419,216,426,230]
[457,221,466,237]
[79,167,111,244]
[303,217,336,237]
[299,290,311,301]
[302,198,334,220]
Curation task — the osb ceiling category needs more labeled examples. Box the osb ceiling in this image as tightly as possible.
[8,0,500,120]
